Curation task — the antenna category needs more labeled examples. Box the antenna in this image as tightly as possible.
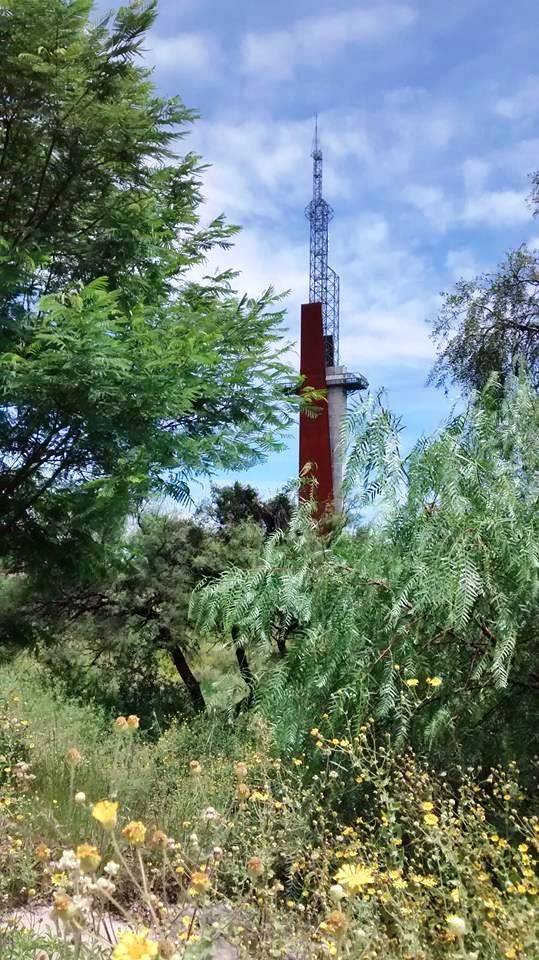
[305,117,340,366]
[312,113,320,157]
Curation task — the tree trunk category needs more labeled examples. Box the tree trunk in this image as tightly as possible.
[164,631,205,713]
[232,625,255,707]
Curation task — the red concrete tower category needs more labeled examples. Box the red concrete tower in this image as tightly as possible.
[299,302,333,512]
[300,121,368,515]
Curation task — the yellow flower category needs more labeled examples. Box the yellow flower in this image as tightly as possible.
[324,909,348,938]
[114,716,128,731]
[112,930,158,960]
[423,812,439,826]
[52,893,73,919]
[405,678,419,688]
[334,863,375,894]
[92,800,119,831]
[76,843,101,873]
[188,869,211,896]
[421,801,434,812]
[426,676,443,687]
[122,821,146,846]
[35,841,51,862]
[518,843,528,853]
[127,715,140,730]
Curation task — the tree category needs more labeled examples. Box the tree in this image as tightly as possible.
[202,482,293,534]
[193,376,539,768]
[430,246,539,393]
[32,505,266,720]
[0,0,296,577]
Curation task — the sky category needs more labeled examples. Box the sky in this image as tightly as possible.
[105,0,539,499]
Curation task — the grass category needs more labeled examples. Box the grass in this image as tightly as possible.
[0,654,538,959]
[0,926,73,959]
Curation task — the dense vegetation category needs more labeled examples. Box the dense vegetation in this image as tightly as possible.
[0,1,538,958]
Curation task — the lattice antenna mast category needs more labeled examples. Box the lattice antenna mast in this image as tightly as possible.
[305,117,340,366]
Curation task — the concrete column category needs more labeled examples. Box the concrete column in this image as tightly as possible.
[326,366,347,513]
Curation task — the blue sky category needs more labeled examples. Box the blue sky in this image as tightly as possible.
[108,0,539,499]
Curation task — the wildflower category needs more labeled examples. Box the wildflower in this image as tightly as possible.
[51,872,68,887]
[151,830,168,848]
[201,806,218,822]
[426,676,443,687]
[74,792,86,805]
[157,940,178,959]
[113,930,159,960]
[328,770,339,780]
[57,849,81,872]
[35,841,51,862]
[518,843,529,853]
[334,863,375,894]
[421,801,434,812]
[249,790,270,802]
[292,757,303,766]
[329,883,346,903]
[423,812,439,826]
[310,728,320,737]
[212,846,224,861]
[446,915,467,938]
[114,716,128,731]
[247,856,265,880]
[189,760,202,776]
[188,869,211,896]
[104,861,120,876]
[90,876,116,897]
[51,893,73,922]
[92,800,119,831]
[66,748,82,765]
[126,715,140,730]
[122,821,147,846]
[76,843,101,873]
[405,678,419,687]
[237,782,250,800]
[233,761,248,780]
[324,910,348,937]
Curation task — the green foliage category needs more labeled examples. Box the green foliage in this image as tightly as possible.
[430,245,539,393]
[0,0,225,310]
[193,375,539,767]
[0,0,296,577]
[202,481,293,534]
[31,498,267,724]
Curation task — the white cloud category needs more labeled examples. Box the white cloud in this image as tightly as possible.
[146,31,221,77]
[332,215,439,368]
[461,189,529,227]
[402,185,456,232]
[445,249,481,281]
[495,75,539,120]
[241,4,417,81]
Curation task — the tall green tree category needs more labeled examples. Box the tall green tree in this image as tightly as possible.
[430,246,539,393]
[0,0,295,578]
[430,178,539,394]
